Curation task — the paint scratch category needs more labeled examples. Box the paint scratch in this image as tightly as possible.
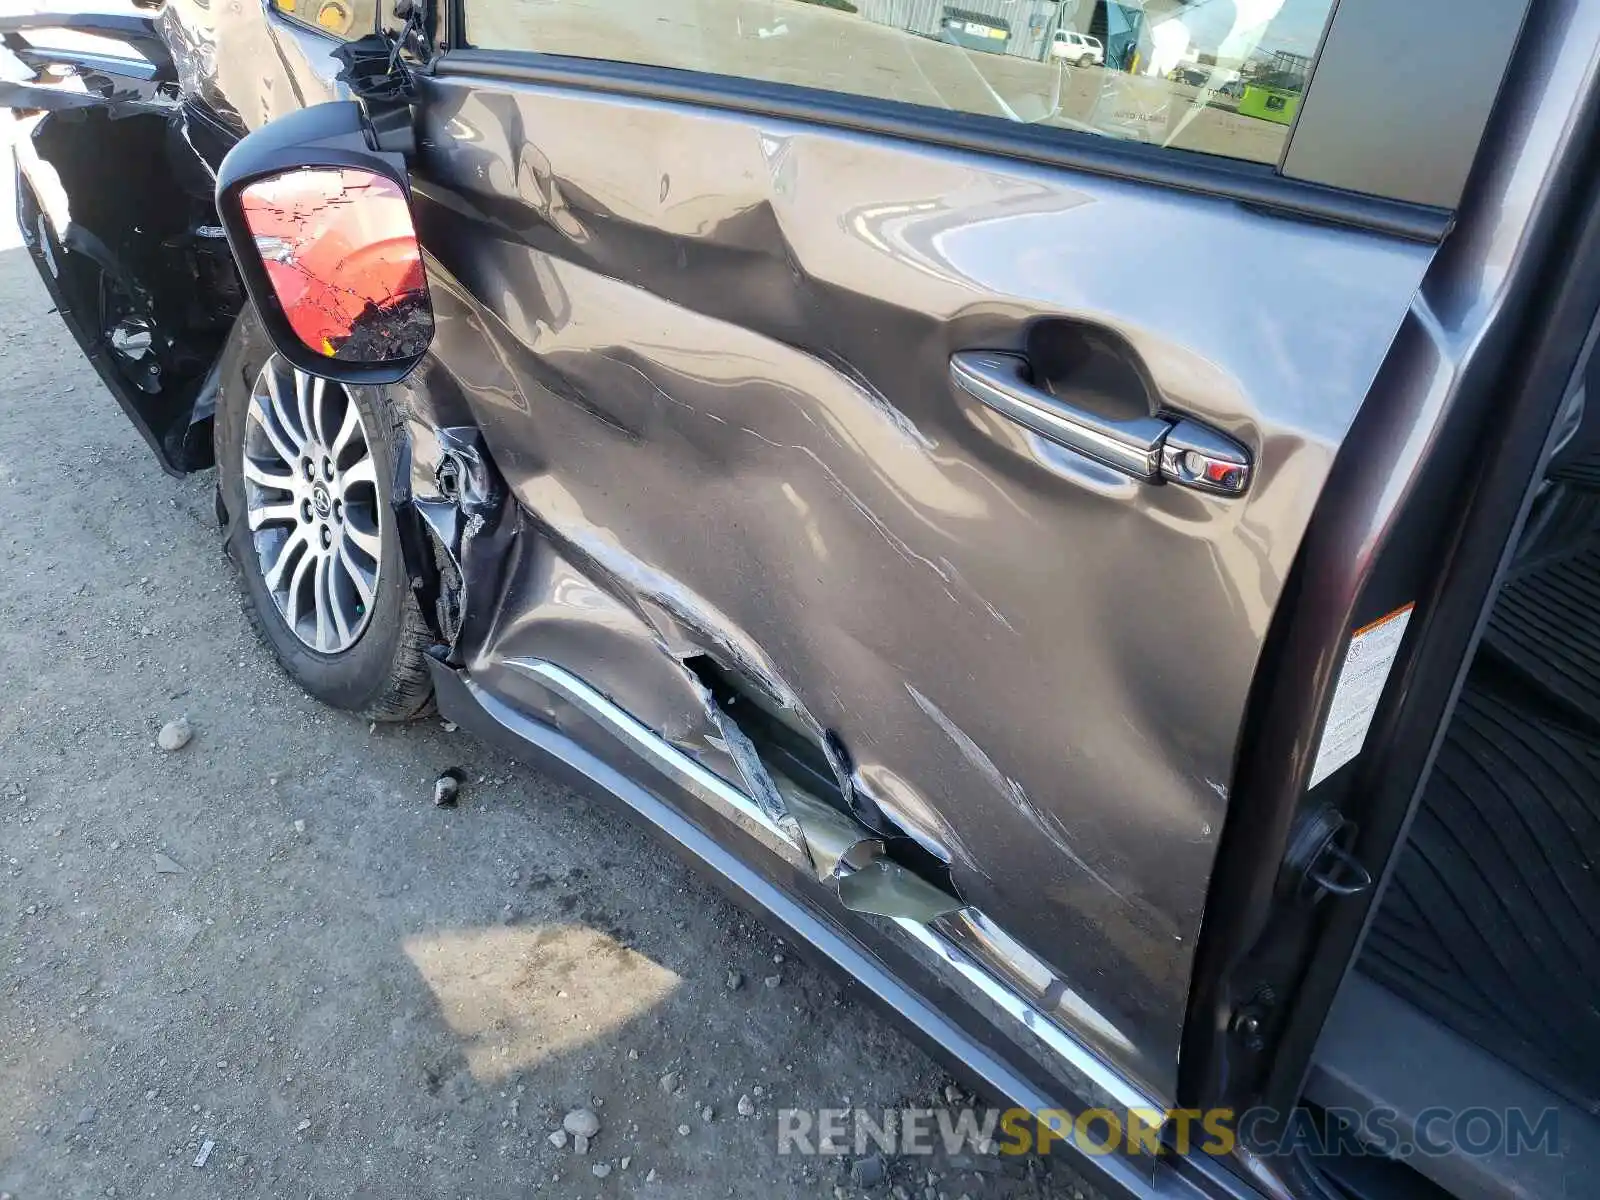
[905,684,1125,902]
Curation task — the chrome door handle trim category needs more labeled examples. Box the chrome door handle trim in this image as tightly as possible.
[949,352,1252,496]
[950,351,1168,480]
[1159,418,1253,496]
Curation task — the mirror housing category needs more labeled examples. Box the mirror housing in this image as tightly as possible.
[215,101,434,385]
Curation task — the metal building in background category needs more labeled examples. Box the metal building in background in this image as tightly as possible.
[857,0,1070,60]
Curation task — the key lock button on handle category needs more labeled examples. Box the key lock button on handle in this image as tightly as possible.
[950,352,1252,496]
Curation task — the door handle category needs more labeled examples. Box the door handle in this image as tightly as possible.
[949,352,1251,496]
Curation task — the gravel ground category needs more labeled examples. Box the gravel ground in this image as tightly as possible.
[0,122,1077,1200]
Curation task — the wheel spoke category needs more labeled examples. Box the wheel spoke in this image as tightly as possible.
[262,526,310,593]
[264,366,306,451]
[337,532,376,608]
[297,368,322,450]
[323,552,355,646]
[313,374,332,445]
[247,394,301,468]
[339,454,378,498]
[343,519,381,560]
[247,500,300,531]
[282,544,316,631]
[329,397,363,460]
[242,454,297,492]
[312,549,333,651]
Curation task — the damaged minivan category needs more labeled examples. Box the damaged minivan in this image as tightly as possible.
[5,0,1598,1195]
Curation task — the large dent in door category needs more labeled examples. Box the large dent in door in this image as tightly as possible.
[418,233,1184,1098]
[414,83,1435,1107]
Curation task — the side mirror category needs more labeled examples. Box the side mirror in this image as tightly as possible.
[215,101,434,385]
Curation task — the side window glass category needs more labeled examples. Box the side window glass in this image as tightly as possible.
[272,0,378,40]
[464,0,1338,168]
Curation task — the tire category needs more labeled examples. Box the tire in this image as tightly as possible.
[214,305,433,721]
[1079,55,1095,67]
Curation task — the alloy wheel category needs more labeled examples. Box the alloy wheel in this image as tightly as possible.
[242,357,382,654]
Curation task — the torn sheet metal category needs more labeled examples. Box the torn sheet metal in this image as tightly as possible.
[774,774,881,881]
[504,656,812,872]
[710,692,968,924]
[706,706,799,840]
[0,10,175,77]
[627,582,882,832]
[492,654,1156,1125]
[0,21,178,119]
[837,858,965,924]
[0,78,173,115]
[406,422,508,656]
[0,42,27,83]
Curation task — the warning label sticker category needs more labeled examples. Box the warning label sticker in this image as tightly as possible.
[1309,604,1415,789]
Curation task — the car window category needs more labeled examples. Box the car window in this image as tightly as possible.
[464,0,1338,167]
[271,0,377,40]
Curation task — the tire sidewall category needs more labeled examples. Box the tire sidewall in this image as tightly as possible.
[215,306,417,713]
